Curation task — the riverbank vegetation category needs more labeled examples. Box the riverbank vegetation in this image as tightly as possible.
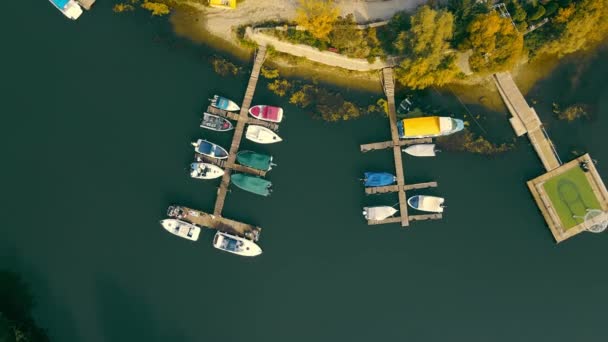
[553,103,588,121]
[0,271,49,342]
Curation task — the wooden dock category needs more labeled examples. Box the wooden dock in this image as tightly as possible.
[365,181,438,195]
[494,72,561,171]
[76,0,95,10]
[214,46,268,216]
[360,137,432,152]
[167,206,261,241]
[206,106,279,131]
[194,154,267,177]
[367,213,442,225]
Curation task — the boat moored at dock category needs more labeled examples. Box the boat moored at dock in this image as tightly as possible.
[200,112,234,132]
[49,0,83,19]
[236,151,274,171]
[407,195,445,213]
[403,144,439,157]
[249,105,284,123]
[190,162,224,180]
[160,219,201,241]
[192,139,228,159]
[230,174,272,196]
[245,125,282,144]
[210,95,240,111]
[213,231,262,257]
[363,206,398,220]
[363,172,397,187]
[397,97,414,115]
[397,116,464,139]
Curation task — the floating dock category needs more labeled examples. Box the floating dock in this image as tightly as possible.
[206,106,279,131]
[495,72,608,242]
[76,0,95,10]
[360,68,442,227]
[194,153,267,177]
[167,206,261,241]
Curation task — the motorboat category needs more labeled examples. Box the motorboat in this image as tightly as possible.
[160,219,201,241]
[200,112,233,132]
[397,97,414,115]
[191,139,228,159]
[236,151,274,171]
[249,105,283,123]
[403,144,439,157]
[190,162,224,180]
[397,116,464,139]
[213,231,262,257]
[245,125,282,144]
[49,0,83,20]
[407,195,445,213]
[363,172,396,187]
[363,206,398,220]
[210,95,240,111]
[230,174,272,196]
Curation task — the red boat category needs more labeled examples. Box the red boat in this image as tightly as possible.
[248,105,284,123]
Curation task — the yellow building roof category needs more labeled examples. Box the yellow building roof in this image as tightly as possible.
[209,0,236,9]
[402,117,440,137]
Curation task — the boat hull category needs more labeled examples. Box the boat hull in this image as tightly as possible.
[363,172,396,187]
[249,105,284,123]
[193,139,229,159]
[213,232,262,257]
[190,163,224,179]
[200,113,234,132]
[403,144,437,157]
[397,117,464,139]
[160,219,201,241]
[236,151,273,171]
[210,95,240,111]
[245,125,282,144]
[230,174,272,196]
[363,206,398,220]
[407,195,445,213]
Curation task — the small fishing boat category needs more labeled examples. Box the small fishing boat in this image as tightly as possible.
[397,116,464,139]
[49,0,83,20]
[213,231,262,257]
[397,97,414,115]
[190,162,224,180]
[245,125,282,144]
[236,151,274,171]
[230,174,272,196]
[249,105,284,123]
[363,172,396,187]
[407,195,445,213]
[403,144,439,157]
[210,95,240,112]
[200,112,234,132]
[191,139,228,159]
[160,219,201,241]
[363,206,398,220]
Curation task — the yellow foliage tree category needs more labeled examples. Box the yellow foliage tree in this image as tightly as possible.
[141,1,170,16]
[466,12,523,73]
[394,6,458,89]
[113,3,135,13]
[295,0,339,41]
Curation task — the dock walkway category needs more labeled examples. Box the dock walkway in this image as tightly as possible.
[494,72,561,171]
[167,206,261,241]
[206,106,279,132]
[214,46,268,216]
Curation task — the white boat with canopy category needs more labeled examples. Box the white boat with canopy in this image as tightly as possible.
[245,125,282,144]
[160,219,201,241]
[363,206,398,220]
[403,144,439,157]
[407,195,445,213]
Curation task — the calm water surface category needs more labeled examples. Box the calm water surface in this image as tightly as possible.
[1,2,607,342]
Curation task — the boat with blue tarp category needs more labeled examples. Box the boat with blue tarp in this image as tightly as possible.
[49,0,83,19]
[363,172,396,187]
[210,95,240,111]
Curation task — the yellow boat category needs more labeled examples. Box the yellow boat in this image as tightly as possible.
[397,116,464,139]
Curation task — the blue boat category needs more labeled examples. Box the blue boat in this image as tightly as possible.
[210,95,240,112]
[363,172,396,187]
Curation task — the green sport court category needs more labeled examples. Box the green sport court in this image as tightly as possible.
[542,166,601,230]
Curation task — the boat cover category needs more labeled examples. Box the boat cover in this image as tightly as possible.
[231,174,272,196]
[364,172,396,187]
[237,151,272,171]
[364,206,398,220]
[196,141,227,158]
[251,106,281,121]
[399,117,441,138]
[404,144,436,157]
[52,0,70,8]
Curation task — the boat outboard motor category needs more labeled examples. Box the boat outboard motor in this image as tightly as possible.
[580,161,590,172]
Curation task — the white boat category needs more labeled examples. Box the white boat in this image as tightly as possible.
[191,139,229,159]
[245,125,282,144]
[210,95,240,112]
[190,162,224,180]
[49,0,83,20]
[160,219,201,241]
[407,195,445,213]
[363,206,398,220]
[213,231,262,257]
[403,144,438,157]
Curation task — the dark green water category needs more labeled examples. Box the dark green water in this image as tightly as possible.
[2,2,607,341]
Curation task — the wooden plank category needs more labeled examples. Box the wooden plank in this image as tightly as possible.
[360,137,433,152]
[367,217,401,225]
[365,181,437,195]
[167,206,262,241]
[404,181,438,191]
[409,213,442,221]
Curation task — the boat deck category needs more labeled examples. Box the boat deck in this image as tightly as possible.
[168,206,261,241]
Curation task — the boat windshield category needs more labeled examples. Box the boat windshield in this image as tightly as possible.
[197,142,212,154]
[409,196,420,208]
[221,236,243,251]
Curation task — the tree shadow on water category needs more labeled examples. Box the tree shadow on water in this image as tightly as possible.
[96,278,189,342]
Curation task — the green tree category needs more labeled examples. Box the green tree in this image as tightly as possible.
[394,6,458,89]
[528,5,546,21]
[295,0,339,41]
[465,12,523,73]
[328,14,369,58]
